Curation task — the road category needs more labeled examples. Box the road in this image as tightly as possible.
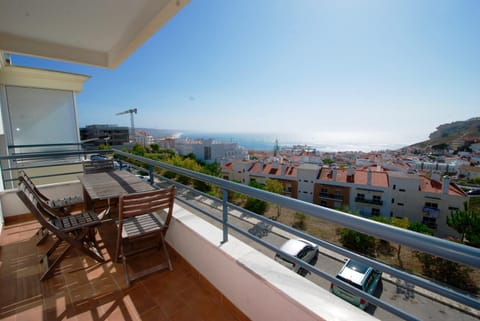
[156,180,479,321]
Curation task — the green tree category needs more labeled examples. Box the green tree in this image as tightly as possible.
[323,158,334,165]
[338,207,376,256]
[391,217,409,267]
[415,253,477,293]
[447,207,480,246]
[132,143,146,156]
[292,212,307,230]
[370,216,393,256]
[244,197,268,215]
[339,228,376,257]
[249,180,265,190]
[408,222,433,235]
[265,179,284,219]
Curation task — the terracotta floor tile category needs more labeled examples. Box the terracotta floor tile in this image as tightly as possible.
[122,284,158,316]
[0,219,250,321]
[137,305,170,321]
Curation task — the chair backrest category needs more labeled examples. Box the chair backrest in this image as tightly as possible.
[18,174,61,220]
[119,186,176,227]
[17,178,62,232]
[18,170,50,203]
[19,171,84,216]
[83,159,115,174]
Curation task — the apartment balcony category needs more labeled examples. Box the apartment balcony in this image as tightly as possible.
[319,192,344,201]
[0,148,479,321]
[423,206,440,218]
[354,197,384,206]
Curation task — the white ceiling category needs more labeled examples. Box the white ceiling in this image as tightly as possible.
[0,0,189,68]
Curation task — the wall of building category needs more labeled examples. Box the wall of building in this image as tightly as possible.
[296,164,320,203]
[314,183,349,209]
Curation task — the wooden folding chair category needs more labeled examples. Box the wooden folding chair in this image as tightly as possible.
[18,171,84,244]
[17,180,106,280]
[115,187,176,287]
[83,159,115,174]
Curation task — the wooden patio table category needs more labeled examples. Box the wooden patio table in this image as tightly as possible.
[79,170,154,215]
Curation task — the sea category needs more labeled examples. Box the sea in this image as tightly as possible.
[175,131,407,153]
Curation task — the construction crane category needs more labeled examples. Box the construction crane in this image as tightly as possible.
[116,108,137,143]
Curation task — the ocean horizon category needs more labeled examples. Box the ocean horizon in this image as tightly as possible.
[176,131,408,153]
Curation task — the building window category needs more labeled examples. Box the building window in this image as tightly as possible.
[425,202,438,209]
[393,184,396,190]
[422,217,437,229]
[204,146,211,160]
[321,188,328,194]
[320,200,327,206]
[398,203,404,206]
[371,208,380,216]
[399,188,406,192]
[373,195,381,202]
[448,206,459,211]
[391,198,395,204]
[356,193,365,200]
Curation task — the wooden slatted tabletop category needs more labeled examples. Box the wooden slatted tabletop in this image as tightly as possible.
[79,171,154,209]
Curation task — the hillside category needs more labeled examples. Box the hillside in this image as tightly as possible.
[409,117,480,150]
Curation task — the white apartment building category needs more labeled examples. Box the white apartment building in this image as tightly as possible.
[222,159,255,184]
[458,165,480,180]
[316,166,391,217]
[175,138,248,163]
[222,159,468,237]
[389,172,466,237]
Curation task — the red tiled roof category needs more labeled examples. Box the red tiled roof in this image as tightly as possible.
[459,165,480,172]
[419,176,466,196]
[318,168,389,188]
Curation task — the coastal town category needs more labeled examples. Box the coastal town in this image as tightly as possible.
[80,119,480,240]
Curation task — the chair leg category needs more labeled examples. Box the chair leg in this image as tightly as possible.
[122,252,131,288]
[42,238,62,262]
[40,244,72,281]
[159,233,173,271]
[36,227,50,245]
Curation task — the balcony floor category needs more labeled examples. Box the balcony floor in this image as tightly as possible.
[0,217,242,321]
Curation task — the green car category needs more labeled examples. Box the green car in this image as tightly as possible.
[330,259,382,309]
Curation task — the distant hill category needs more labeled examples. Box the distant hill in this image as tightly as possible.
[409,117,480,150]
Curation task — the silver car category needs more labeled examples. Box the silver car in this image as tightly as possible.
[330,259,382,309]
[274,239,319,276]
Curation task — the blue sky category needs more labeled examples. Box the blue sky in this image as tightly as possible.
[11,0,480,147]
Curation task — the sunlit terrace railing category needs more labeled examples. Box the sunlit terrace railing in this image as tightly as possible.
[0,143,112,185]
[1,146,479,321]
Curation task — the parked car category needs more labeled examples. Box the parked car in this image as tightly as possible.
[330,259,382,309]
[467,189,480,196]
[274,239,318,276]
[90,154,108,161]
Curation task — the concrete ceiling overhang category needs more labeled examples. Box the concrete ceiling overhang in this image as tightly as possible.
[0,0,189,69]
